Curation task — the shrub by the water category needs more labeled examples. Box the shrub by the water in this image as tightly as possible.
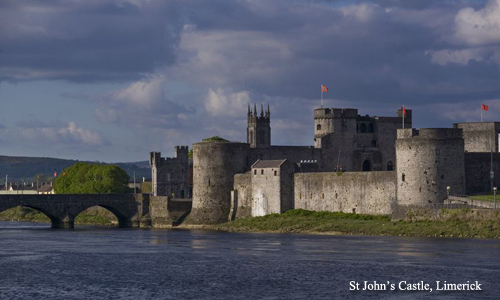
[54,162,130,194]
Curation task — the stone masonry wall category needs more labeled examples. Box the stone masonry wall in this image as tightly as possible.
[149,196,172,227]
[251,166,282,216]
[294,171,396,215]
[396,129,465,205]
[233,172,252,218]
[454,123,500,153]
[187,142,249,224]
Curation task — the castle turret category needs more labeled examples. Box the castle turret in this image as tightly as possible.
[175,146,189,160]
[314,108,358,148]
[186,141,249,224]
[247,103,271,148]
[396,128,465,205]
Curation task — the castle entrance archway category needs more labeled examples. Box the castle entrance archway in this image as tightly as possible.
[362,160,371,171]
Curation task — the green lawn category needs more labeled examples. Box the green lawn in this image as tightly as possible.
[215,209,500,239]
[467,194,499,202]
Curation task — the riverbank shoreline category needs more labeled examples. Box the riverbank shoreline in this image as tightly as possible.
[210,209,500,239]
[2,208,500,239]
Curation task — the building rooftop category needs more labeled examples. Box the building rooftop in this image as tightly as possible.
[251,159,287,168]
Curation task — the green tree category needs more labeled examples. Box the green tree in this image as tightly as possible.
[54,162,130,194]
[202,136,229,143]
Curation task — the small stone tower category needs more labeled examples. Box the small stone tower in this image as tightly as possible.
[247,104,271,148]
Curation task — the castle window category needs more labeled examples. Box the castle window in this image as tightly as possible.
[402,174,406,182]
[369,123,374,133]
[371,140,377,147]
[274,170,277,176]
[254,170,257,175]
[261,170,264,175]
[387,161,393,171]
[316,124,322,131]
[360,123,367,133]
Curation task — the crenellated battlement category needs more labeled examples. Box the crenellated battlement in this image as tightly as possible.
[314,108,358,119]
[397,128,462,140]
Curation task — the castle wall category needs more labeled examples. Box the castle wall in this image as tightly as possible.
[280,162,295,212]
[396,128,466,205]
[464,152,500,194]
[187,142,249,224]
[376,118,406,170]
[233,172,252,218]
[319,133,356,171]
[294,171,396,215]
[454,122,500,153]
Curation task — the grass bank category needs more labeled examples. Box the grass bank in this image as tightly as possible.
[215,209,500,239]
[0,207,116,226]
[468,194,498,202]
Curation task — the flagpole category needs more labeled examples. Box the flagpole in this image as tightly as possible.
[321,85,323,108]
[481,102,483,122]
[402,105,405,129]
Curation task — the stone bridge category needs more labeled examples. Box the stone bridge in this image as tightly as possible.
[0,194,151,229]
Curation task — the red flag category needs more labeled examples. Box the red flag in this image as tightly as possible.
[321,84,328,93]
[482,103,489,111]
[402,106,407,116]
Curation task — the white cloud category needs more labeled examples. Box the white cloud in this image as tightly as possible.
[205,88,252,117]
[425,48,485,65]
[426,0,500,67]
[171,28,292,89]
[110,75,165,108]
[340,3,377,22]
[455,0,500,46]
[18,122,107,146]
[94,76,194,128]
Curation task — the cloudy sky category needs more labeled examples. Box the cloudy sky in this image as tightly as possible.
[0,0,499,162]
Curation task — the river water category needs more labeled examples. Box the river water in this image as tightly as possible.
[0,222,499,300]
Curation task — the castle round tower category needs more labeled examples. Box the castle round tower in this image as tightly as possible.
[186,141,249,224]
[396,128,465,205]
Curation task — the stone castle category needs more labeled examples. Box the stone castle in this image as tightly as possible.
[150,105,500,225]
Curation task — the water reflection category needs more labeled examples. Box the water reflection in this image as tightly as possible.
[0,221,499,299]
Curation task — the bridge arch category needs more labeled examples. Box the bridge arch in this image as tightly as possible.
[72,205,131,228]
[0,204,60,227]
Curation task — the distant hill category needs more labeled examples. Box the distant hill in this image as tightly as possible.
[0,155,151,183]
